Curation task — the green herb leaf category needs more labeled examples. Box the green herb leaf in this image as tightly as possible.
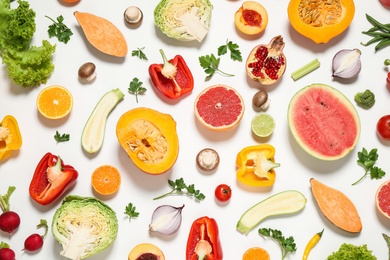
[54,131,70,142]
[199,53,234,81]
[131,47,148,61]
[258,228,297,260]
[46,15,73,44]
[352,147,386,185]
[217,39,243,62]
[124,202,139,222]
[153,177,205,201]
[128,77,146,103]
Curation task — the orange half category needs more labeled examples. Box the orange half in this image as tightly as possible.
[36,85,73,119]
[91,165,121,195]
[242,247,270,260]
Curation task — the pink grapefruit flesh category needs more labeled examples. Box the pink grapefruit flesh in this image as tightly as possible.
[194,84,245,131]
[376,179,390,219]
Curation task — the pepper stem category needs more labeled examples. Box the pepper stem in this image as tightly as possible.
[194,224,212,260]
[159,49,182,96]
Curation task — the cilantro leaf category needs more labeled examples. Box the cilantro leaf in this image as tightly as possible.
[54,131,70,142]
[128,77,146,103]
[45,15,73,44]
[218,39,243,62]
[258,228,296,260]
[124,202,139,222]
[352,147,386,185]
[153,177,205,201]
[131,47,148,61]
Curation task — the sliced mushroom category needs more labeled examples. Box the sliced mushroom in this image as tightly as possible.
[196,148,220,172]
[78,62,96,82]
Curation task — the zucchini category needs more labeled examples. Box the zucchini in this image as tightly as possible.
[81,88,124,153]
[236,190,306,235]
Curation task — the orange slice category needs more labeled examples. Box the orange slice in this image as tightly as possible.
[242,247,270,260]
[36,85,73,119]
[91,165,121,195]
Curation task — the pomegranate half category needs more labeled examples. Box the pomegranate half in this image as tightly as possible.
[376,179,390,220]
[246,35,286,85]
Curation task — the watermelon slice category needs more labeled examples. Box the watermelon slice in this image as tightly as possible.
[288,83,360,160]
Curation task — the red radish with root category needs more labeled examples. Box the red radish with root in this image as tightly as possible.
[0,242,16,260]
[23,219,48,252]
[0,186,20,235]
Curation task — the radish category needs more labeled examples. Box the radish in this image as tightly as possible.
[0,242,15,260]
[23,219,48,252]
[0,186,20,235]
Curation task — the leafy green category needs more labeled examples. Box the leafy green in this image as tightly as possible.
[54,131,70,142]
[199,53,234,81]
[128,77,146,103]
[0,0,56,87]
[258,228,296,260]
[383,233,390,260]
[131,47,148,61]
[124,202,139,222]
[352,148,386,185]
[46,15,73,44]
[153,177,205,201]
[217,39,242,61]
[327,243,376,260]
[0,186,15,212]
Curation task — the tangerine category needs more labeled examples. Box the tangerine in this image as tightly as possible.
[36,85,73,119]
[194,84,245,131]
[242,247,270,260]
[91,165,121,195]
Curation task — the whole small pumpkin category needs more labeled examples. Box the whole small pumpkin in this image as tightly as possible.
[287,0,355,44]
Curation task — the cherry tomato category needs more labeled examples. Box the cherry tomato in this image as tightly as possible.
[215,184,232,202]
[380,0,390,7]
[377,115,390,140]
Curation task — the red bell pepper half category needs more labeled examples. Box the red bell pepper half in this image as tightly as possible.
[149,49,194,99]
[29,153,78,205]
[186,216,223,260]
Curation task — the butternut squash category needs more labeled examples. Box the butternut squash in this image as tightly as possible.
[116,107,179,175]
[74,11,128,57]
[310,178,362,233]
[287,0,355,44]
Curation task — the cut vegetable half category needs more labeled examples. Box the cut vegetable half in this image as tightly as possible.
[237,190,306,234]
[81,88,124,153]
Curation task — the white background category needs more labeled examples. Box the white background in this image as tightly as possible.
[1,0,390,259]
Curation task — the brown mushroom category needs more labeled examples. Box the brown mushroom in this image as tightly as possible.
[78,62,96,81]
[252,90,270,111]
[196,148,220,172]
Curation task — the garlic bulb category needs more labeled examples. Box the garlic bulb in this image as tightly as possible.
[149,204,184,235]
[332,49,362,79]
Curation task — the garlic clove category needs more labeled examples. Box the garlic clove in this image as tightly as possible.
[332,49,362,79]
[149,204,184,236]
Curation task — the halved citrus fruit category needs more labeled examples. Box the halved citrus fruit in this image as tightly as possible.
[91,165,121,195]
[251,112,275,137]
[376,179,390,220]
[36,85,73,119]
[194,84,245,131]
[242,247,270,260]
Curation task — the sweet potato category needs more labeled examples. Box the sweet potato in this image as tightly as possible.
[310,178,362,233]
[74,11,128,57]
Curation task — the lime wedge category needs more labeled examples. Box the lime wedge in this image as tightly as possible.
[251,113,275,137]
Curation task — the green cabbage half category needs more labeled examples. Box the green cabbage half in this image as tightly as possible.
[52,195,118,260]
[154,0,213,42]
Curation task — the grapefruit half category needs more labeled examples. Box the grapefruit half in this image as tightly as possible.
[288,83,360,160]
[194,84,245,131]
[376,179,390,220]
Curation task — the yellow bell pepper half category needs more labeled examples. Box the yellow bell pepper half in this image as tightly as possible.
[0,115,22,160]
[236,144,280,187]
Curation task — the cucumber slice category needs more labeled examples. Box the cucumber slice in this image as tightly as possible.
[236,190,306,235]
[81,88,124,153]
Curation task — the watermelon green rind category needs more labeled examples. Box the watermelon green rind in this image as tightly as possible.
[287,83,360,161]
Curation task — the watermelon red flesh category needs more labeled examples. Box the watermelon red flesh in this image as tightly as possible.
[289,85,359,158]
[196,86,243,127]
[378,183,390,217]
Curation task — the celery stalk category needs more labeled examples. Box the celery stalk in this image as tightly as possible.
[291,58,320,81]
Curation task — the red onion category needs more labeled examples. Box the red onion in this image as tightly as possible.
[149,204,184,236]
[332,49,362,79]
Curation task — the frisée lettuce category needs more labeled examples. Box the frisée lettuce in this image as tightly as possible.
[154,0,213,42]
[52,195,118,260]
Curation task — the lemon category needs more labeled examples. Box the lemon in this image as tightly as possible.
[251,113,275,137]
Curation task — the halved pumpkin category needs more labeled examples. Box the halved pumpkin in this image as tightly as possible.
[287,0,355,44]
[116,107,179,175]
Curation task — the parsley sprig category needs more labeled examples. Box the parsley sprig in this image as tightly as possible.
[131,47,148,61]
[199,54,234,81]
[128,77,146,103]
[258,228,296,260]
[217,39,243,61]
[352,147,386,185]
[46,15,73,44]
[153,177,205,201]
[124,202,139,222]
[54,131,70,142]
